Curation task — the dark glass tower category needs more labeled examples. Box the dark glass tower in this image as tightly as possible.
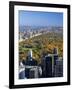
[41,48,59,78]
[42,56,53,77]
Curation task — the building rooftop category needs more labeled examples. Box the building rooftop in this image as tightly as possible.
[25,59,38,66]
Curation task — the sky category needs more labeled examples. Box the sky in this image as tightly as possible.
[19,10,63,27]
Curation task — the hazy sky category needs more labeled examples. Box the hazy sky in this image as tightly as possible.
[19,10,63,27]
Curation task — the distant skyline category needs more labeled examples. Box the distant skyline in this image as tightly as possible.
[19,10,63,27]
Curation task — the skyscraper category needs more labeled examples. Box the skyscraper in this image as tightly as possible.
[41,48,59,78]
[54,60,63,77]
[42,56,53,77]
